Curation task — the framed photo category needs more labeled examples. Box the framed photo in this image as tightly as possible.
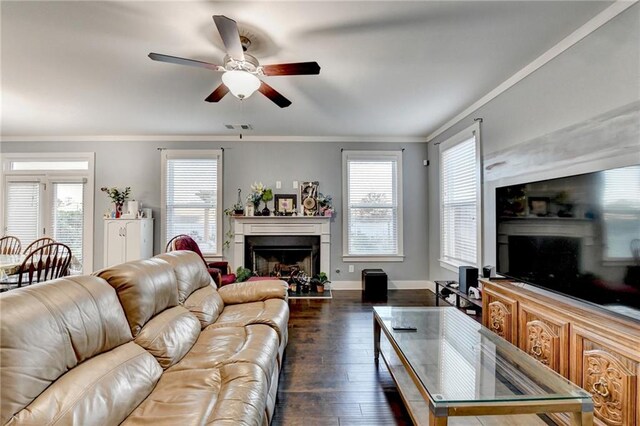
[528,197,550,216]
[299,181,319,216]
[274,194,297,215]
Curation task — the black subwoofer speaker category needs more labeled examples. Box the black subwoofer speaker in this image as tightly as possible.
[459,266,478,295]
[362,269,387,301]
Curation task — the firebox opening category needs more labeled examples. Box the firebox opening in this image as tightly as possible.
[245,235,321,278]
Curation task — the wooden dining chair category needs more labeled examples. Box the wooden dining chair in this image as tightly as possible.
[0,236,22,255]
[23,237,56,255]
[14,242,72,287]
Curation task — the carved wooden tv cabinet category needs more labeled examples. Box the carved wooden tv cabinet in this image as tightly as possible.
[481,278,640,426]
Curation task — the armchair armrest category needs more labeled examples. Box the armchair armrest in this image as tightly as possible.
[218,280,288,305]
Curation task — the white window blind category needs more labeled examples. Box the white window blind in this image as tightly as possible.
[440,130,480,267]
[344,152,402,257]
[5,181,41,247]
[164,153,221,255]
[51,182,84,264]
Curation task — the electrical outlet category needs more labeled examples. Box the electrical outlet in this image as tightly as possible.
[348,265,354,273]
[276,181,282,189]
[292,180,298,189]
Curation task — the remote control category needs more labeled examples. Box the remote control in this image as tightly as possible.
[392,326,417,331]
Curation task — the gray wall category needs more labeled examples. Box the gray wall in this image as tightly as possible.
[428,4,640,280]
[0,139,429,282]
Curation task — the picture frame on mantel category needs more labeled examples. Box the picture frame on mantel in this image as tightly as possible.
[299,181,319,216]
[274,194,297,216]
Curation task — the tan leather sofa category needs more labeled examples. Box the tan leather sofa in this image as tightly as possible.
[0,251,288,425]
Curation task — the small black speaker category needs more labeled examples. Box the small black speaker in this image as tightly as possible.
[459,266,478,294]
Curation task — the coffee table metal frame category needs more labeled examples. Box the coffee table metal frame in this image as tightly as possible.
[373,307,593,426]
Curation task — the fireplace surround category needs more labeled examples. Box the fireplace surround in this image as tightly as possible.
[232,216,331,278]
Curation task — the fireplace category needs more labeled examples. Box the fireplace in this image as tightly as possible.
[232,216,331,280]
[245,235,320,277]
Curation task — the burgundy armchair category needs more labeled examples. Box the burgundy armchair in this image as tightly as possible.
[165,234,236,286]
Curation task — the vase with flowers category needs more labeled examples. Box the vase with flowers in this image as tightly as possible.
[248,182,265,216]
[101,186,131,218]
[317,193,335,217]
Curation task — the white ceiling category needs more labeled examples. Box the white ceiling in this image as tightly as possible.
[1,1,612,138]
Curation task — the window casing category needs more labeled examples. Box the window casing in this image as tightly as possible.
[1,153,95,273]
[342,150,403,262]
[161,150,223,257]
[439,123,481,271]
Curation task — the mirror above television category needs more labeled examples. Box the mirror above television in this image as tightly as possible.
[496,164,640,323]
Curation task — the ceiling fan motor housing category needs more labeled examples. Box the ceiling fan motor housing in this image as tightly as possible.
[224,53,261,74]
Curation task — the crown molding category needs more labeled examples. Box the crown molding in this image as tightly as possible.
[0,134,428,144]
[426,0,638,143]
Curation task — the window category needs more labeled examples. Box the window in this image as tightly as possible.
[439,123,481,270]
[602,165,640,260]
[1,153,95,273]
[343,150,403,261]
[161,150,223,256]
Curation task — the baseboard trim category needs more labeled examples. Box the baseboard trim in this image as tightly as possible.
[331,280,435,292]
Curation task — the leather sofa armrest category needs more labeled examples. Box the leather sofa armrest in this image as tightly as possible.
[218,280,287,305]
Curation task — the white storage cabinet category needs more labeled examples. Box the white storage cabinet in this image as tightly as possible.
[103,219,153,267]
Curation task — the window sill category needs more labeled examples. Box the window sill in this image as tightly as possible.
[342,255,405,263]
[439,258,477,273]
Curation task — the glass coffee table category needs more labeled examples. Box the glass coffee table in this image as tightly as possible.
[373,307,593,425]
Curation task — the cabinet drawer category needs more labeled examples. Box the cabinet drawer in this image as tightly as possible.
[482,287,518,345]
[518,304,569,378]
[571,326,638,426]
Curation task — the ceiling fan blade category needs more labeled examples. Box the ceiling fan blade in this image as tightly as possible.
[213,15,245,61]
[262,62,321,76]
[258,81,291,108]
[205,84,229,103]
[148,53,224,72]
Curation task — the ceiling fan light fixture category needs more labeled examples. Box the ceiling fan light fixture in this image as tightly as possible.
[222,70,260,100]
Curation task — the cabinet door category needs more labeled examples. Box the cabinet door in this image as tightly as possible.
[104,221,124,267]
[571,326,638,426]
[482,287,518,345]
[123,221,141,262]
[518,304,569,378]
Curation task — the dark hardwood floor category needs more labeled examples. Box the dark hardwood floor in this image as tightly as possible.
[272,289,437,426]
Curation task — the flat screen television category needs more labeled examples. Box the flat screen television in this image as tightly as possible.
[495,164,640,323]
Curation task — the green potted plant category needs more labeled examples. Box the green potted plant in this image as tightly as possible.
[261,188,274,216]
[316,272,330,293]
[248,182,265,216]
[236,266,253,282]
[101,186,131,218]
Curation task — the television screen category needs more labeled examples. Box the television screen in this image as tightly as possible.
[496,164,640,323]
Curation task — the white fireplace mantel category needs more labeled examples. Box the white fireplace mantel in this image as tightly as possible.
[232,216,331,275]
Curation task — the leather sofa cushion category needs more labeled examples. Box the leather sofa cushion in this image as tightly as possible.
[155,251,213,303]
[134,306,200,369]
[172,325,279,388]
[123,363,268,426]
[96,258,179,337]
[0,276,132,424]
[209,363,269,425]
[207,299,289,344]
[218,280,287,305]
[6,342,162,426]
[183,284,225,328]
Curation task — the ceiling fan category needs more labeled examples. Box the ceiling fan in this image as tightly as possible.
[149,15,321,108]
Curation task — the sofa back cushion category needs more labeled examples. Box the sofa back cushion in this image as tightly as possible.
[134,306,200,369]
[95,258,178,337]
[155,251,213,303]
[183,285,225,328]
[0,276,133,424]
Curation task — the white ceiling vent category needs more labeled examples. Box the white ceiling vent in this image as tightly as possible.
[224,124,253,130]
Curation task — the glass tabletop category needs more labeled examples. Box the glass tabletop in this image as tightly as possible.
[373,306,591,405]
